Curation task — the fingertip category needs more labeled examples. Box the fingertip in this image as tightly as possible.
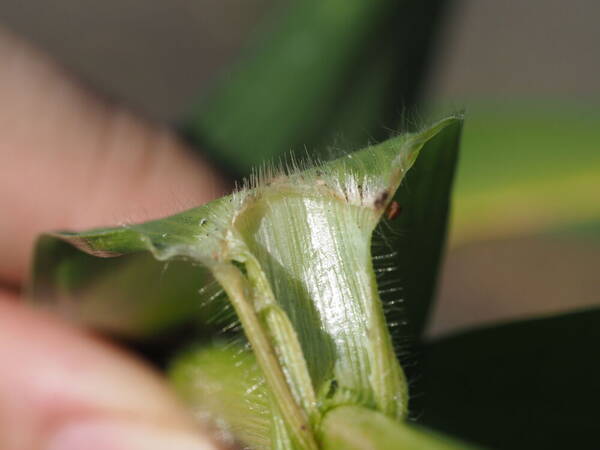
[0,299,219,449]
[45,419,223,450]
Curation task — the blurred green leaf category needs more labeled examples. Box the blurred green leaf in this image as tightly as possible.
[419,308,600,449]
[183,0,449,176]
[448,104,600,244]
[170,342,271,449]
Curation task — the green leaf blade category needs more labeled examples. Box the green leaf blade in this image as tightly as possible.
[29,117,462,448]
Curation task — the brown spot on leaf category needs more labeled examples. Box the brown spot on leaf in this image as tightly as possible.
[374,190,389,209]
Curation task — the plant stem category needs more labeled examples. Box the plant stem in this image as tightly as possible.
[212,263,318,450]
[320,405,473,450]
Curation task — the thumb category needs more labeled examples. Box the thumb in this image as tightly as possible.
[0,27,229,286]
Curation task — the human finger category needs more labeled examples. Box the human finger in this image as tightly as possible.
[0,28,228,286]
[0,294,227,450]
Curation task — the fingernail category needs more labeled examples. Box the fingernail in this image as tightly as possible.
[45,419,222,450]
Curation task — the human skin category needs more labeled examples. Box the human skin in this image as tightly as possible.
[0,27,230,450]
